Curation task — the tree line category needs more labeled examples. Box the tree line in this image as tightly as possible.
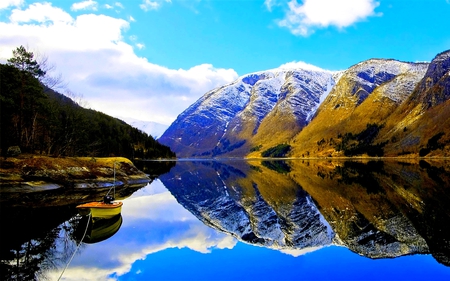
[0,46,175,159]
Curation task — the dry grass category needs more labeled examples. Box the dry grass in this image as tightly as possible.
[0,155,143,184]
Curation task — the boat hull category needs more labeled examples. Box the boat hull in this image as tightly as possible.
[76,201,123,219]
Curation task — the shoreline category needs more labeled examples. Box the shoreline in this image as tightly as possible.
[0,155,150,192]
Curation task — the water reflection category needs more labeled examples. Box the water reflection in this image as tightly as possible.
[1,159,449,280]
[47,179,235,280]
[158,159,450,266]
[75,214,123,244]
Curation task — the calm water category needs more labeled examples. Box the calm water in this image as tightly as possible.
[1,159,450,280]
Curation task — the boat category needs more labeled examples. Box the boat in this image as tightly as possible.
[76,162,122,218]
[76,200,123,218]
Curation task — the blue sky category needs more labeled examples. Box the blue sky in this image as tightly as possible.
[1,0,449,125]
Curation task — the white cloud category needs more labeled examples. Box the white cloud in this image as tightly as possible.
[10,2,72,23]
[276,0,380,36]
[140,0,171,11]
[71,0,98,11]
[115,2,124,9]
[0,2,237,125]
[0,0,23,10]
[264,0,281,12]
[128,15,135,22]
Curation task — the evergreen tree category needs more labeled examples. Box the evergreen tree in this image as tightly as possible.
[1,46,176,159]
[7,45,46,78]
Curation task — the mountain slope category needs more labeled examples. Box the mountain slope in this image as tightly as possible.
[289,59,429,157]
[0,63,175,159]
[158,49,450,158]
[379,50,450,156]
[159,68,335,157]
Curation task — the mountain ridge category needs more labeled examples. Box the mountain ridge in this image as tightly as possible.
[159,50,450,158]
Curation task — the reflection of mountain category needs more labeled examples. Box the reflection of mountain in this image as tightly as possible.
[288,160,450,266]
[159,160,450,266]
[159,160,334,251]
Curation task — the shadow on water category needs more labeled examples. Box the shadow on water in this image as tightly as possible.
[158,159,450,267]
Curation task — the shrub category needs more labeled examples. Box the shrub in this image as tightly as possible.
[7,146,21,157]
[261,144,291,157]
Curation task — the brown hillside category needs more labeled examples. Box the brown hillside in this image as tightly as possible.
[288,61,427,158]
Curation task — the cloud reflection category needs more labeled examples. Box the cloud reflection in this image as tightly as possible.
[49,179,236,280]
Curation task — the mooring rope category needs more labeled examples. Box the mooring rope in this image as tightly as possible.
[105,162,116,199]
[57,212,91,281]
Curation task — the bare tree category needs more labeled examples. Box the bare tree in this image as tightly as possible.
[35,51,68,91]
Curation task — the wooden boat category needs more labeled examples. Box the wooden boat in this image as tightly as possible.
[76,200,123,218]
[76,162,122,218]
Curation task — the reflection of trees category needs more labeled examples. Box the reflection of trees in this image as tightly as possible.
[0,209,82,281]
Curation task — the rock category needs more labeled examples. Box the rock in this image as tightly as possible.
[7,146,21,157]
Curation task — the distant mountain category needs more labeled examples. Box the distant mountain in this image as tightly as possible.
[118,117,168,139]
[159,50,450,158]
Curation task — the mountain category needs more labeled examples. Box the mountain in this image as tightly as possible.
[378,50,450,156]
[117,116,168,139]
[159,50,450,158]
[159,67,336,158]
[289,59,429,157]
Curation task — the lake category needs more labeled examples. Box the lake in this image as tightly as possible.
[1,159,450,280]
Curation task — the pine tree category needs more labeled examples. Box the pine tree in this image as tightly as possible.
[7,45,46,78]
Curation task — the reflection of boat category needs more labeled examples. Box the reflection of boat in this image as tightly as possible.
[76,162,122,218]
[83,214,123,244]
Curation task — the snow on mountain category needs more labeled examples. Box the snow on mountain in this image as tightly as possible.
[159,51,450,158]
[159,65,335,157]
[117,116,168,139]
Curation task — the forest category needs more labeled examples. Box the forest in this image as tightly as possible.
[0,46,175,159]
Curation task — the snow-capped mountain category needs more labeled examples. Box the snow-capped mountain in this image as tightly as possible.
[290,59,429,157]
[118,116,168,139]
[159,67,336,157]
[159,50,450,158]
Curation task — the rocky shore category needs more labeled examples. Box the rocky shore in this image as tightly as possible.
[0,155,151,207]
